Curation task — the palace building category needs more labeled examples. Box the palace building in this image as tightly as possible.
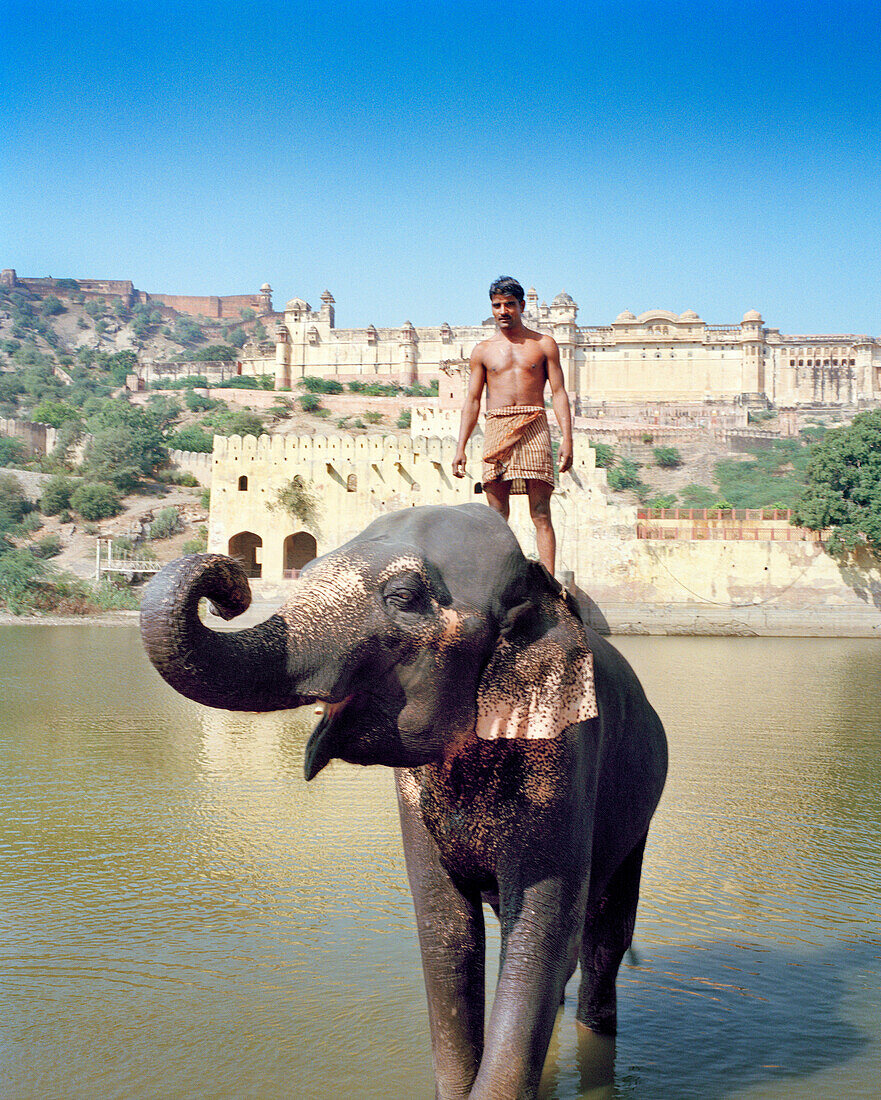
[253,290,881,408]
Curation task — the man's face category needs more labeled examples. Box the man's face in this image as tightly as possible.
[491,293,524,330]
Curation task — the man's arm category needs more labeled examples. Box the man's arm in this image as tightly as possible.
[452,350,487,477]
[544,336,573,473]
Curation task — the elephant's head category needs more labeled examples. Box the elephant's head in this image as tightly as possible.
[140,504,597,779]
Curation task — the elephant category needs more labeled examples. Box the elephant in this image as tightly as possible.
[140,503,667,1100]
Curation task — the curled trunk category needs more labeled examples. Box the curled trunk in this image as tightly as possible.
[140,554,296,712]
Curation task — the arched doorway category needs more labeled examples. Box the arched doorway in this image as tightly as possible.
[284,531,317,578]
[228,531,262,578]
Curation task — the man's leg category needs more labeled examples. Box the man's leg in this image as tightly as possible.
[526,479,555,574]
[483,479,511,521]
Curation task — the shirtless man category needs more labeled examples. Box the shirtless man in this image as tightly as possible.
[452,276,573,574]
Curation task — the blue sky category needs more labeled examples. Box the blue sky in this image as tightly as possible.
[3,0,880,333]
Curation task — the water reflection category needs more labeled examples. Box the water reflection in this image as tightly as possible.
[1,627,880,1098]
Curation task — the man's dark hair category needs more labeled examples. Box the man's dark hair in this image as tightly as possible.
[489,276,525,304]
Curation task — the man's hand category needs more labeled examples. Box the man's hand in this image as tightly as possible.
[557,441,573,474]
[452,451,467,478]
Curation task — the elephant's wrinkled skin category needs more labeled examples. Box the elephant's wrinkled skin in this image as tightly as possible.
[141,503,667,1099]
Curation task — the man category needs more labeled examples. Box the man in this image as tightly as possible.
[452,276,573,575]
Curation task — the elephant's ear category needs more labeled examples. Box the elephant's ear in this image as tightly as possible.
[476,564,598,740]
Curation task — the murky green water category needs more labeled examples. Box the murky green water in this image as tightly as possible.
[1,627,880,1099]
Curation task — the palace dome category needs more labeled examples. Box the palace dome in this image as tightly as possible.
[679,309,700,321]
[260,283,272,293]
[285,297,309,311]
[615,310,637,322]
[742,309,762,322]
[552,290,576,308]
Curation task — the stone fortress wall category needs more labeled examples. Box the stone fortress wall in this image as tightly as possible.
[206,430,881,635]
[1,269,276,322]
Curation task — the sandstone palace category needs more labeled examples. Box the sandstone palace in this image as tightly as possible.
[254,288,881,408]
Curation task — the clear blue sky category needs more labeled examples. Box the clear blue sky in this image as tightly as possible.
[3,0,880,333]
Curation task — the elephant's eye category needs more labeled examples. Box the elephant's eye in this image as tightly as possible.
[383,580,427,614]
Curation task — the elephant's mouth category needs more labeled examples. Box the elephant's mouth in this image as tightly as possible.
[302,695,353,781]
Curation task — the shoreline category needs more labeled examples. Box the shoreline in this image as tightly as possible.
[2,601,880,637]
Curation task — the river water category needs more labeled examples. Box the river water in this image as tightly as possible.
[1,626,880,1099]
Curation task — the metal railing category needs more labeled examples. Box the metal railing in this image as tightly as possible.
[95,539,162,581]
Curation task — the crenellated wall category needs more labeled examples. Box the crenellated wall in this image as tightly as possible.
[0,417,59,455]
[207,429,881,632]
[169,449,213,485]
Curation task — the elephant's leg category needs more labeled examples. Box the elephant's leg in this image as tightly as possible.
[576,834,647,1036]
[470,874,589,1100]
[395,774,486,1100]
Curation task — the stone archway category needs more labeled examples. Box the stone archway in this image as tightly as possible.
[228,531,262,578]
[284,531,317,578]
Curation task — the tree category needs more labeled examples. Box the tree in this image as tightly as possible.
[40,475,74,516]
[792,409,881,555]
[145,394,183,431]
[31,400,83,428]
[85,405,169,491]
[69,482,122,521]
[191,344,239,362]
[168,425,214,453]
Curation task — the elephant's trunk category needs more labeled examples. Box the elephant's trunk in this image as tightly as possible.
[140,554,297,712]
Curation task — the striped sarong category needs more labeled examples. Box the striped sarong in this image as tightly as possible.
[482,405,554,495]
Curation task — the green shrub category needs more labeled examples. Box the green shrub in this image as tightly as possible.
[181,526,208,554]
[396,409,412,429]
[644,493,678,509]
[40,475,74,515]
[298,394,322,413]
[202,409,265,437]
[299,376,344,394]
[364,411,383,425]
[215,375,274,390]
[148,507,183,540]
[70,482,122,521]
[0,548,45,613]
[606,458,643,492]
[32,533,62,559]
[348,380,402,396]
[169,426,215,453]
[641,433,654,444]
[0,473,30,538]
[184,389,219,412]
[589,441,615,468]
[0,435,26,466]
[19,512,43,535]
[162,471,199,487]
[200,488,210,510]
[268,476,320,527]
[41,296,65,316]
[653,446,682,469]
[679,484,720,509]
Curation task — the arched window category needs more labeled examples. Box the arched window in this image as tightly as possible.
[346,473,357,492]
[238,475,248,491]
[284,532,317,578]
[228,531,262,578]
